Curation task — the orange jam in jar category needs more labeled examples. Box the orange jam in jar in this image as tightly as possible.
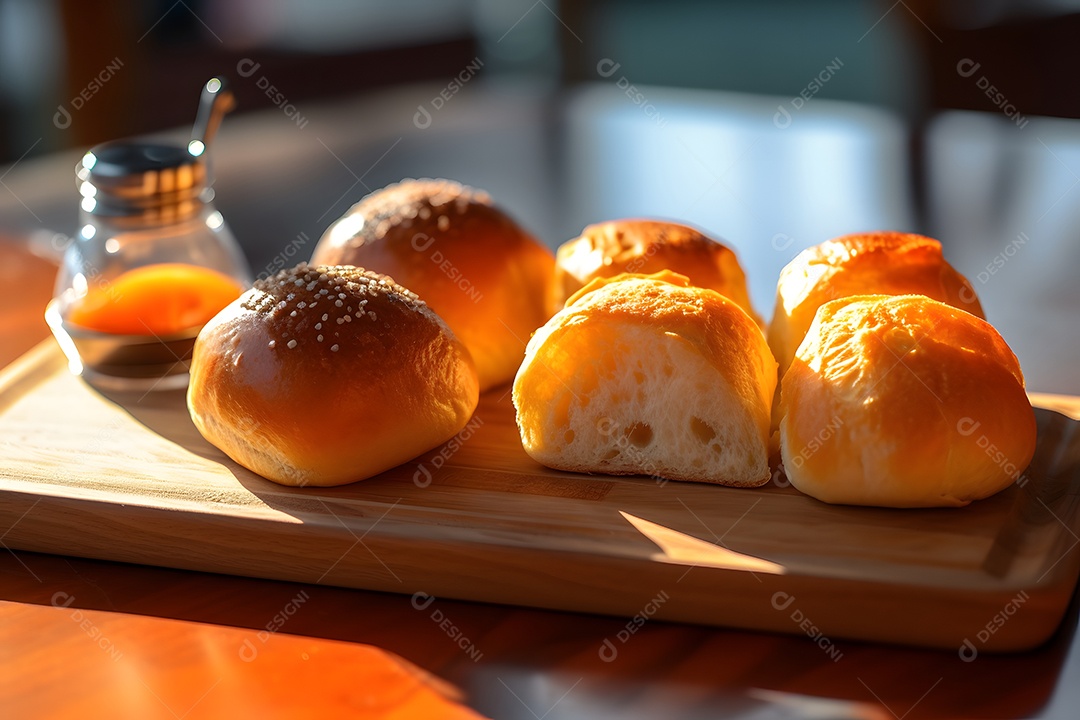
[67,263,243,336]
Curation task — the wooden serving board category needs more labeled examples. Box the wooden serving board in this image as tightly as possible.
[1,342,1079,652]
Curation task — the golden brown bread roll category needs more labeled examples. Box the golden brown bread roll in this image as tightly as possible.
[187,263,479,487]
[768,232,984,379]
[310,179,554,391]
[513,272,777,486]
[780,294,1035,508]
[553,219,761,324]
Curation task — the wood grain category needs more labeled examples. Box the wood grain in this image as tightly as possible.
[0,598,486,719]
[4,548,1076,720]
[0,341,1078,652]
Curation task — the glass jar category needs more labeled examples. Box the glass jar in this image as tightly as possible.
[46,79,251,391]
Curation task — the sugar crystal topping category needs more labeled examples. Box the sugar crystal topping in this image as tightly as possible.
[244,262,426,351]
[333,178,494,247]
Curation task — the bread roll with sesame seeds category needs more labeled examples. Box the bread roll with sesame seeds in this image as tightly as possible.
[187,263,479,487]
[553,219,761,325]
[513,271,776,487]
[311,179,555,392]
[780,294,1036,508]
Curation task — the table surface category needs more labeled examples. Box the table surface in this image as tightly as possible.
[3,83,1080,719]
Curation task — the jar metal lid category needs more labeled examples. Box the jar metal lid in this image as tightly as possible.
[76,140,208,214]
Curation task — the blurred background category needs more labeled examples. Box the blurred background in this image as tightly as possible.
[0,0,1078,390]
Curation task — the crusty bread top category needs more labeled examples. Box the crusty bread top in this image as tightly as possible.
[318,178,493,251]
[554,219,760,324]
[779,293,1034,507]
[769,231,984,377]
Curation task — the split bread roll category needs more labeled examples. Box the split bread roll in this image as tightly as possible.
[780,294,1036,508]
[188,263,479,487]
[311,179,555,391]
[769,232,984,378]
[513,272,777,486]
[553,219,761,324]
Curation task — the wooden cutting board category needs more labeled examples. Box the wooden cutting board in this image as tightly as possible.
[1,341,1079,653]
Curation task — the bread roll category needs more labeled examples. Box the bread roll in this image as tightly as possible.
[310,179,554,391]
[780,294,1035,508]
[769,232,984,378]
[553,220,761,324]
[188,263,479,487]
[513,272,777,486]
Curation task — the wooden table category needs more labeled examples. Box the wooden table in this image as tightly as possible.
[2,244,1079,720]
[4,78,1080,716]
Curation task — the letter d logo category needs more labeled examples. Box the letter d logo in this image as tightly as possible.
[773,105,791,129]
[51,591,75,608]
[414,105,432,129]
[411,591,435,611]
[596,58,621,78]
[413,464,433,488]
[239,639,259,662]
[54,105,72,129]
[771,591,795,611]
[956,417,980,437]
[411,232,435,252]
[236,58,261,78]
[956,58,981,78]
[771,233,795,251]
[598,638,618,662]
